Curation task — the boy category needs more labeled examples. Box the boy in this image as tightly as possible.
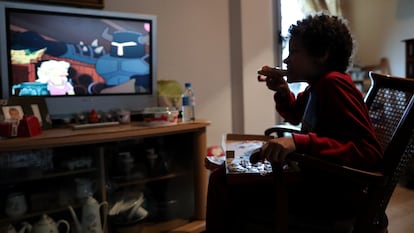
[206,12,383,232]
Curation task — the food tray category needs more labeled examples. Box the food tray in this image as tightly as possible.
[223,134,274,183]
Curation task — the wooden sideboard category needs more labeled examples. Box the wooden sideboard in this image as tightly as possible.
[0,120,210,233]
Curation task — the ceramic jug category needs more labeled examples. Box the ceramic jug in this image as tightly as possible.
[68,196,108,233]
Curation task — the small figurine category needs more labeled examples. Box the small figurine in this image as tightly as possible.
[88,109,100,123]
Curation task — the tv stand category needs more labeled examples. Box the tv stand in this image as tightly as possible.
[0,120,210,233]
[71,121,120,130]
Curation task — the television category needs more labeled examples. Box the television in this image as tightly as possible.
[0,1,158,120]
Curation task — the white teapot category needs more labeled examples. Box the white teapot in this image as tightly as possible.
[19,214,70,233]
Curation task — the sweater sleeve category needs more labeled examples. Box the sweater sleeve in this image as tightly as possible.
[274,88,310,125]
[291,72,383,171]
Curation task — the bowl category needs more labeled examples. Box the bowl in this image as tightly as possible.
[109,192,148,226]
[133,107,179,126]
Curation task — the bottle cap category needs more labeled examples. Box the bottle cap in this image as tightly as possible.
[185,82,192,88]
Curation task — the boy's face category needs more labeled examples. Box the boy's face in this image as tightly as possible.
[283,38,323,83]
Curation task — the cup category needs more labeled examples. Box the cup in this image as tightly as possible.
[128,205,148,221]
[5,192,28,218]
[7,225,17,233]
[117,152,134,175]
[117,110,131,124]
[74,178,96,200]
[0,224,17,233]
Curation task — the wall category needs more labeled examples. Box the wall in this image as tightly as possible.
[104,0,414,147]
[105,0,278,147]
[240,0,281,135]
[105,0,232,146]
[347,0,414,77]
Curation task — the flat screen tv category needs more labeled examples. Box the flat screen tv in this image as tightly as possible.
[0,1,158,119]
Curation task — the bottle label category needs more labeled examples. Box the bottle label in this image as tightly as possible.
[182,96,195,106]
[189,96,195,106]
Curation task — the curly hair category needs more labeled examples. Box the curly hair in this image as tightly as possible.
[288,12,354,73]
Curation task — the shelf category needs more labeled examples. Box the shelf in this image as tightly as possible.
[0,121,210,233]
[0,121,210,151]
[112,171,189,188]
[112,219,205,233]
[0,168,97,184]
[112,218,189,233]
[0,203,82,224]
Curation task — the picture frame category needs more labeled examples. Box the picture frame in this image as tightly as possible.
[0,97,52,129]
[31,0,104,9]
[0,99,7,122]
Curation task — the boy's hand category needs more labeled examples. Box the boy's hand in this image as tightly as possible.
[262,137,296,163]
[249,137,296,164]
[257,66,289,92]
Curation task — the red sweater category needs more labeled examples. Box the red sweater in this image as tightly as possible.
[275,71,383,171]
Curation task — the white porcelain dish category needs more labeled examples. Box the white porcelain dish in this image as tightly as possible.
[134,107,179,126]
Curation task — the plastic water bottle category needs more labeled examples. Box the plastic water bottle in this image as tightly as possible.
[181,82,195,122]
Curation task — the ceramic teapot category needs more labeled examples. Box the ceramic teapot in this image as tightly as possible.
[68,196,108,233]
[19,214,70,233]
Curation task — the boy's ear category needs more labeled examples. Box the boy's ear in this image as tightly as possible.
[316,50,329,64]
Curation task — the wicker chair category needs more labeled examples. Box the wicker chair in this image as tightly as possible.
[266,71,414,233]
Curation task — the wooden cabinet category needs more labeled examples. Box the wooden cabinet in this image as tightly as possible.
[404,39,414,78]
[0,121,209,233]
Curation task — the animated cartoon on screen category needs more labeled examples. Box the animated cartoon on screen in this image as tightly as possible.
[9,14,151,96]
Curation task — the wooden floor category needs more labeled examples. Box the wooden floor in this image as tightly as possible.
[386,184,414,233]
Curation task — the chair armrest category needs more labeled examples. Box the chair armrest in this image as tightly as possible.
[285,153,385,185]
[265,124,301,137]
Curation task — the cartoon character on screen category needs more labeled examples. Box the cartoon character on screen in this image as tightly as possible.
[10,48,47,64]
[36,60,75,96]
[94,25,150,93]
[11,30,106,65]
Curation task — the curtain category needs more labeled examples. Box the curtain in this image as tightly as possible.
[298,0,342,16]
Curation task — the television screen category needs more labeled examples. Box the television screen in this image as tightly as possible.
[0,1,158,118]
